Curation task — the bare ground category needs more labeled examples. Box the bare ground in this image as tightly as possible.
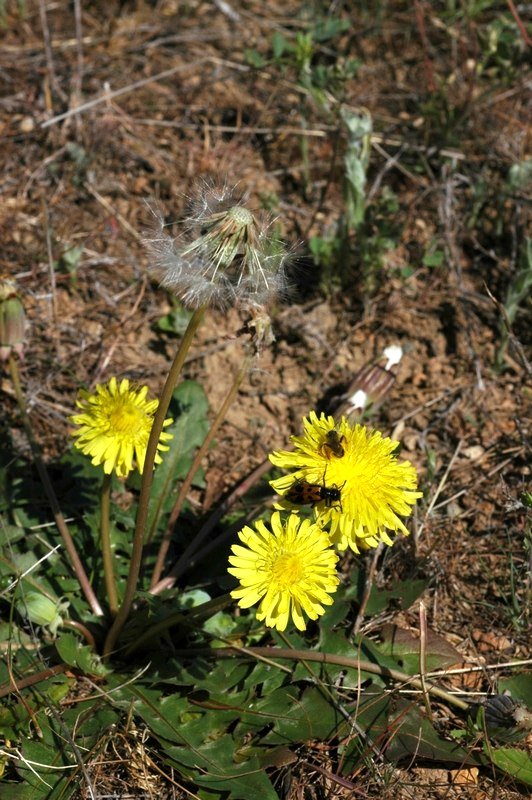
[1,1,530,798]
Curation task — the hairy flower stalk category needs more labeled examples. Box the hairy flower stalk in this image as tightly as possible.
[104,182,289,657]
[270,412,422,553]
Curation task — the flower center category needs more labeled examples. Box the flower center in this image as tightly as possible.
[109,401,145,435]
[227,206,254,227]
[272,553,303,588]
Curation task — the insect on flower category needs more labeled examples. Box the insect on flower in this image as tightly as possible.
[286,477,345,511]
[319,429,346,459]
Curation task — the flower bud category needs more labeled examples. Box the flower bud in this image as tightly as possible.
[16,591,69,637]
[0,280,25,361]
[334,346,402,422]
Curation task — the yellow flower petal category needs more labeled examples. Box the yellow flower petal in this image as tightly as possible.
[270,412,422,553]
[70,378,173,479]
[228,512,339,632]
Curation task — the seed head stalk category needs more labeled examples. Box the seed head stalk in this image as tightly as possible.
[8,355,104,618]
[103,305,205,658]
[150,350,253,590]
[100,472,118,616]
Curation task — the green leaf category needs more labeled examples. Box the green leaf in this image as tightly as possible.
[55,632,108,676]
[243,49,266,69]
[163,736,278,799]
[13,702,119,798]
[497,673,532,707]
[155,306,193,336]
[0,703,29,737]
[487,746,532,785]
[345,693,477,768]
[129,687,201,745]
[508,159,532,190]
[423,249,445,267]
[253,685,344,745]
[311,630,393,687]
[144,380,209,540]
[378,624,461,673]
[58,245,83,275]
[0,524,27,545]
[349,576,428,617]
[271,31,288,59]
[313,17,350,42]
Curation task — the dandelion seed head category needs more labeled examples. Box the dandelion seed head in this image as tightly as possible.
[144,181,290,311]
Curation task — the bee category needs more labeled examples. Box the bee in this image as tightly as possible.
[285,478,345,511]
[320,429,346,459]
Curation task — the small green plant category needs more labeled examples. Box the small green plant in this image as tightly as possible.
[494,236,532,371]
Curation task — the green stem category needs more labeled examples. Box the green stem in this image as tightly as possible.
[100,473,118,616]
[103,306,205,658]
[8,355,103,617]
[172,645,471,713]
[150,351,253,590]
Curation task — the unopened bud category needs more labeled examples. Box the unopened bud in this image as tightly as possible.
[343,364,396,419]
[244,308,275,354]
[16,591,69,637]
[0,280,25,361]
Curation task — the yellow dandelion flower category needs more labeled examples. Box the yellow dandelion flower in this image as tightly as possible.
[70,377,173,478]
[228,511,339,632]
[269,411,422,553]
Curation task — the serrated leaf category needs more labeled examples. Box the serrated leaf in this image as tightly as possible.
[487,746,532,785]
[0,524,27,545]
[0,785,53,800]
[366,578,428,616]
[0,703,30,736]
[129,687,200,746]
[384,699,477,764]
[252,685,344,745]
[378,624,461,673]
[344,573,429,617]
[14,702,118,798]
[54,632,107,676]
[342,691,477,771]
[163,736,278,799]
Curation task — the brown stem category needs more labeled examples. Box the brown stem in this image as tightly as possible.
[8,355,103,617]
[0,663,69,699]
[102,306,205,659]
[149,351,252,589]
[172,645,471,712]
[63,619,97,650]
[506,0,532,46]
